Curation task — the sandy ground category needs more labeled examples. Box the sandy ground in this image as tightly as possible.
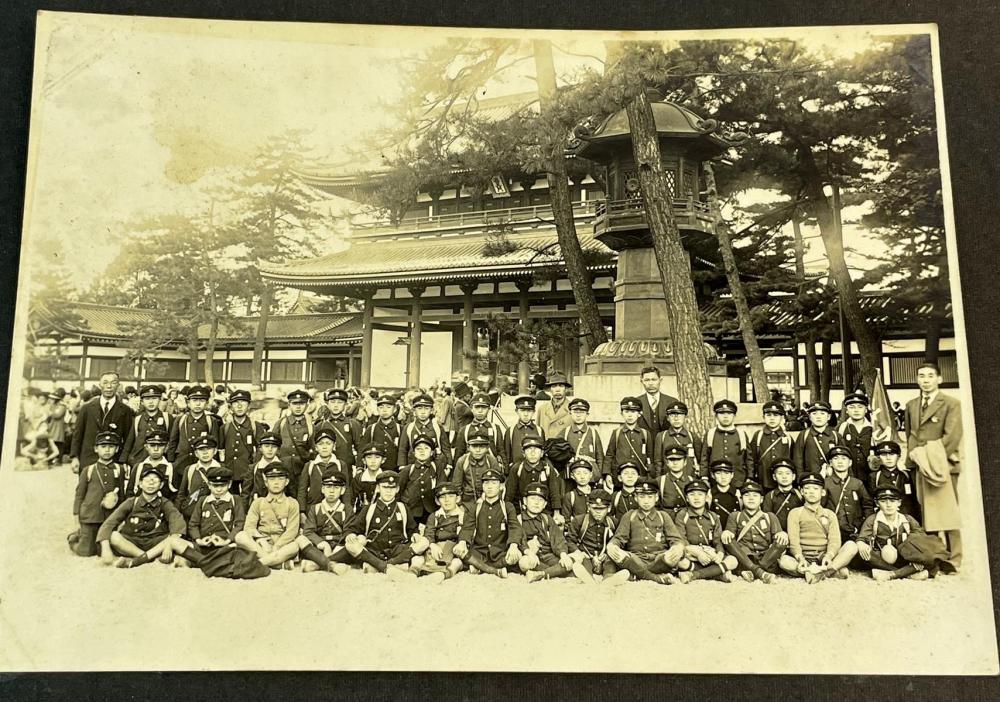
[0,465,996,674]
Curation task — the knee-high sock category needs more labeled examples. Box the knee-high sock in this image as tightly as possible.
[301,544,331,570]
[687,563,724,581]
[622,555,660,582]
[354,548,388,573]
[465,551,499,575]
[541,562,571,578]
[725,542,761,576]
[757,542,785,572]
[889,563,920,580]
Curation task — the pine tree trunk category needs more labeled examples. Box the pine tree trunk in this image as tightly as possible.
[625,90,714,436]
[705,163,768,402]
[204,318,219,387]
[801,159,882,394]
[805,332,820,402]
[251,283,272,389]
[533,40,608,351]
[188,331,200,384]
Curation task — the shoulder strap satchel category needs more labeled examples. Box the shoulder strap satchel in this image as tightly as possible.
[735,510,767,543]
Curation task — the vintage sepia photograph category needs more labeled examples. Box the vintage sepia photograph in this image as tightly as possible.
[0,11,996,673]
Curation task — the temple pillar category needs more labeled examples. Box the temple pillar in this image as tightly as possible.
[516,280,531,394]
[407,287,425,389]
[461,283,477,376]
[360,294,374,387]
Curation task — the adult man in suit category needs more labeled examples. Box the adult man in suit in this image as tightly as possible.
[904,361,963,570]
[637,365,680,436]
[69,371,135,471]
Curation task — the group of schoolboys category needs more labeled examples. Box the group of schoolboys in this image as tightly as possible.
[70,378,933,585]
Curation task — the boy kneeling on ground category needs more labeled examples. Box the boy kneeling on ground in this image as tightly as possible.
[97,463,186,568]
[720,479,787,583]
[517,482,574,582]
[297,467,354,575]
[779,472,858,584]
[606,477,687,586]
[234,464,301,569]
[342,470,429,581]
[855,486,931,582]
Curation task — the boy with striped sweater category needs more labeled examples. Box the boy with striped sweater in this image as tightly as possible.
[779,472,859,583]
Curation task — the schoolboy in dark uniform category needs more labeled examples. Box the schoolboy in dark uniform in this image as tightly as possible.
[673,479,738,583]
[699,400,749,487]
[361,395,402,471]
[504,396,545,467]
[611,462,642,521]
[565,489,619,583]
[761,460,803,530]
[96,462,186,568]
[652,400,701,477]
[297,468,353,575]
[708,460,741,524]
[220,389,266,497]
[721,479,787,583]
[604,397,654,481]
[837,391,874,481]
[176,435,222,521]
[72,431,126,557]
[560,456,597,520]
[606,477,687,585]
[349,445,385,512]
[855,486,931,581]
[822,445,875,543]
[174,465,246,568]
[506,434,564,518]
[657,446,697,511]
[454,392,504,463]
[122,385,173,466]
[746,401,793,490]
[452,429,503,504]
[792,400,843,477]
[559,398,605,484]
[516,483,574,582]
[243,431,285,506]
[868,441,919,519]
[453,468,522,578]
[397,435,448,525]
[422,483,471,583]
[125,429,175,499]
[272,389,316,489]
[166,385,221,489]
[398,393,452,473]
[343,471,429,580]
[315,388,363,476]
[297,429,344,518]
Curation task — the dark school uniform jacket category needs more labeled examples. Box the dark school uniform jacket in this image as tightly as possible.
[176,461,220,520]
[398,418,452,471]
[345,498,416,555]
[188,492,246,542]
[458,497,523,556]
[302,499,353,548]
[297,456,345,515]
[653,427,702,476]
[822,472,875,540]
[559,424,605,479]
[671,506,724,549]
[397,460,448,521]
[424,506,470,544]
[657,467,697,511]
[242,456,285,506]
[611,487,639,522]
[699,426,750,486]
[166,412,221,485]
[746,427,793,490]
[603,425,654,478]
[505,459,564,513]
[125,457,176,500]
[454,419,505,465]
[96,493,186,543]
[122,410,173,466]
[220,415,267,483]
[723,509,784,554]
[761,486,803,531]
[868,467,920,518]
[504,421,546,467]
[856,512,925,549]
[315,415,364,475]
[273,413,316,484]
[361,418,403,471]
[708,486,741,524]
[837,420,875,481]
[349,469,381,513]
[560,485,594,520]
[792,426,842,476]
[74,460,126,524]
[452,453,503,504]
[515,511,569,558]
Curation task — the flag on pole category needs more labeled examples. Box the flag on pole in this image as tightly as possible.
[870,369,896,443]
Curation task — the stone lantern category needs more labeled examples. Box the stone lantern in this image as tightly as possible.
[570,97,742,406]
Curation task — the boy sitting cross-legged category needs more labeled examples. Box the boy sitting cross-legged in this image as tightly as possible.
[453,468,522,578]
[565,489,620,584]
[856,486,931,582]
[296,467,354,575]
[172,465,246,568]
[516,482,574,583]
[672,479,738,584]
[606,477,687,586]
[421,482,471,584]
[97,463,187,568]
[779,472,859,584]
[234,464,301,569]
[720,479,787,584]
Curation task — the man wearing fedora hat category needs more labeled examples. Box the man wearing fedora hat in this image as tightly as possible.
[537,372,574,438]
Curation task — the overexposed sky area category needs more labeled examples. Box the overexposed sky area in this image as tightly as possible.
[22,13,936,291]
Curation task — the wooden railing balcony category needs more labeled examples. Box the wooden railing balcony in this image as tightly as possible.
[593,197,715,240]
[351,201,599,238]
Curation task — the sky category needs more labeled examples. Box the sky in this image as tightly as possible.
[21,13,939,293]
